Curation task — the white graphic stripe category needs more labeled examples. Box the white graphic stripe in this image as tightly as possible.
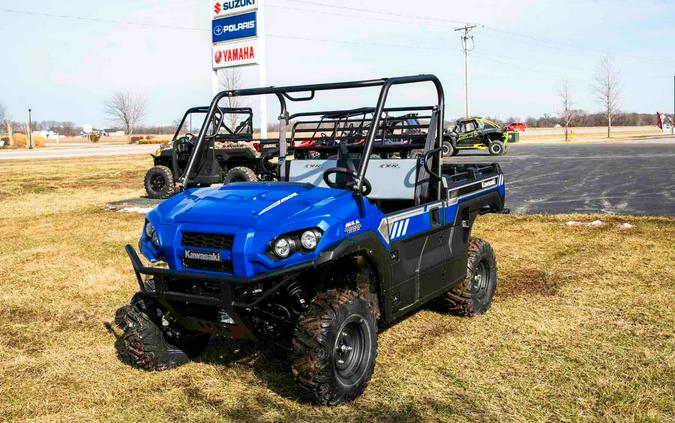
[402,219,410,236]
[396,219,405,238]
[390,221,399,238]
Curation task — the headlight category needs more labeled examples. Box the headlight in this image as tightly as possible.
[300,230,321,250]
[273,237,293,258]
[270,228,323,259]
[144,221,160,248]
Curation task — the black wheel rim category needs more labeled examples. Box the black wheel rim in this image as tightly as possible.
[150,174,166,192]
[473,260,490,302]
[333,315,369,386]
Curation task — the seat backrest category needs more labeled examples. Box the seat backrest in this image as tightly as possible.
[288,158,417,200]
[414,110,438,205]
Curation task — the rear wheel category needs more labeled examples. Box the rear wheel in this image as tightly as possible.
[292,289,377,405]
[144,165,175,199]
[488,140,506,156]
[441,237,497,317]
[224,166,258,183]
[122,293,210,370]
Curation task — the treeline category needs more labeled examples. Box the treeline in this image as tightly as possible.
[7,120,81,136]
[493,112,656,128]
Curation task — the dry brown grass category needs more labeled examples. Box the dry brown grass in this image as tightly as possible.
[0,156,673,422]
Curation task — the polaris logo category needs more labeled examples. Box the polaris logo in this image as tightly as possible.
[481,179,497,188]
[214,20,255,36]
[184,250,221,262]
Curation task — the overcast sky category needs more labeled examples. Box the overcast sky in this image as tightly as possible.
[1,0,674,127]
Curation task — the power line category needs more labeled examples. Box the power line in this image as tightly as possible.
[0,8,204,31]
[275,0,473,25]
[267,33,443,50]
[482,25,675,68]
[0,7,444,51]
[266,3,451,28]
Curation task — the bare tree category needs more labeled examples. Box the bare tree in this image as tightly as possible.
[105,92,146,138]
[593,56,621,138]
[558,79,575,141]
[218,68,245,130]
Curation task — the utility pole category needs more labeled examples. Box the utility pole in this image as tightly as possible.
[454,25,476,119]
[28,108,33,150]
[672,75,674,135]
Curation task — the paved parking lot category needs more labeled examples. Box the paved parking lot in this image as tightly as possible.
[447,139,675,216]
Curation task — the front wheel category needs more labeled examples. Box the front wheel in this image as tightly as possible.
[144,165,175,199]
[292,289,378,405]
[488,140,506,156]
[224,166,258,184]
[441,237,497,317]
[122,293,210,370]
[442,141,454,157]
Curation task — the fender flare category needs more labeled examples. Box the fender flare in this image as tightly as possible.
[314,231,392,296]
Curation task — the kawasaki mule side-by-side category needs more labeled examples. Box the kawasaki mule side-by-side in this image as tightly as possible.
[119,75,505,405]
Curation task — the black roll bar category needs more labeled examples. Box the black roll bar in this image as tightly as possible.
[180,75,445,200]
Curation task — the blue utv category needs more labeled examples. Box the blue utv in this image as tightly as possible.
[121,75,505,405]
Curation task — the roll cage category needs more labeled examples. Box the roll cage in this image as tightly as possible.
[172,106,254,144]
[181,75,445,200]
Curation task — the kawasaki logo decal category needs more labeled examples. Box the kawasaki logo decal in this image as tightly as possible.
[184,250,222,262]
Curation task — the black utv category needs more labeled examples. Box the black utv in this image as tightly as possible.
[442,117,509,156]
[144,106,275,199]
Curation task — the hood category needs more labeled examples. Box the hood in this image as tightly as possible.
[156,182,354,229]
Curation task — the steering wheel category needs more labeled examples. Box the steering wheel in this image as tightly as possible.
[423,147,443,181]
[323,167,372,196]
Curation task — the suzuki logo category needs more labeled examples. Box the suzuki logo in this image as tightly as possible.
[214,2,222,14]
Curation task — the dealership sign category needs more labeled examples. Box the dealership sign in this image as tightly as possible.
[212,12,257,43]
[213,0,257,19]
[212,39,259,68]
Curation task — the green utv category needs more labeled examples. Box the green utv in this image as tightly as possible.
[442,117,509,156]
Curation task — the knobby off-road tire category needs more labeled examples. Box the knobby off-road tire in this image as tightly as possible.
[442,237,497,317]
[488,140,506,156]
[292,289,378,405]
[144,165,175,199]
[442,141,455,157]
[224,166,258,184]
[123,293,210,370]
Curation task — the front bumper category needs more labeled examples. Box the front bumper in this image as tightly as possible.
[125,244,317,339]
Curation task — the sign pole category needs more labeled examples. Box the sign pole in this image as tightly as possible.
[28,108,33,150]
[258,0,268,139]
[212,69,219,96]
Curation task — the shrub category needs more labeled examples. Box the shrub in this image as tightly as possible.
[137,138,170,145]
[145,135,153,140]
[129,136,143,144]
[11,133,45,148]
[89,131,102,143]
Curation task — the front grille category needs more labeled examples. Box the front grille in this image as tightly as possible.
[182,257,234,273]
[181,232,233,250]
